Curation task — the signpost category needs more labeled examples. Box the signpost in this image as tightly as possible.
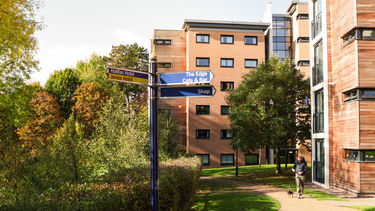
[159,70,213,85]
[106,66,149,85]
[106,57,215,211]
[160,86,216,98]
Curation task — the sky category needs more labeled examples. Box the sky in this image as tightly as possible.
[31,0,295,85]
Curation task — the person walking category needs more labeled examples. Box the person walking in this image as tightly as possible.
[292,155,307,199]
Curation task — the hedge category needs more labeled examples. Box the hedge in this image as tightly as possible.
[1,157,201,211]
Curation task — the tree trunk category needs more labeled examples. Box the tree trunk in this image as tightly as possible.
[275,148,282,174]
[235,148,239,177]
[258,148,262,167]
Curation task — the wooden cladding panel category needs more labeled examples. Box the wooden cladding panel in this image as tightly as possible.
[330,0,356,38]
[357,0,375,27]
[359,101,375,149]
[331,40,358,93]
[333,158,360,192]
[360,163,375,193]
[358,41,375,87]
[333,101,359,149]
[152,30,186,73]
[153,30,187,149]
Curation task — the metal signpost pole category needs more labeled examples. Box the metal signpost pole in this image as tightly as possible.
[149,53,159,211]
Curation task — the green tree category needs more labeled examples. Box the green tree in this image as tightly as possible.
[107,43,149,110]
[50,115,86,184]
[0,0,42,92]
[0,83,41,202]
[227,57,310,173]
[75,53,113,93]
[45,68,81,117]
[89,92,149,179]
[158,110,181,158]
[72,82,109,137]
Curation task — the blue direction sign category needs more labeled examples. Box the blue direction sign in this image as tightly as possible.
[160,86,216,98]
[160,71,214,85]
[106,67,149,85]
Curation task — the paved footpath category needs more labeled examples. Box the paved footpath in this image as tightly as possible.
[200,177,375,211]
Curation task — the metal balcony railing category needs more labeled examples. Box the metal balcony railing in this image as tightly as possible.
[313,112,324,133]
[311,13,322,39]
[312,62,323,86]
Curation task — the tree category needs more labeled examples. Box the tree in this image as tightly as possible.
[72,82,109,136]
[158,110,181,158]
[0,83,41,201]
[50,115,86,184]
[227,57,310,173]
[45,68,81,117]
[75,53,113,93]
[0,0,43,93]
[17,91,63,157]
[107,43,149,111]
[88,92,149,179]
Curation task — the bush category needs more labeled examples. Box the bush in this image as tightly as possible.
[0,157,201,211]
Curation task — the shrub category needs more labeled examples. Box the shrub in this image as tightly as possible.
[0,157,201,211]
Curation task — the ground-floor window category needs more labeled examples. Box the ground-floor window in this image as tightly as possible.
[196,154,210,165]
[313,139,325,184]
[245,154,259,165]
[221,154,234,165]
[345,149,375,162]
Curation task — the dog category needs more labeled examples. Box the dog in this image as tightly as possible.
[287,189,294,198]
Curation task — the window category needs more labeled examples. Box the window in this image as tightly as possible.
[297,14,309,20]
[343,28,375,47]
[245,59,258,68]
[298,60,310,66]
[245,154,259,165]
[312,41,323,85]
[196,154,210,165]
[154,39,171,45]
[244,36,257,45]
[343,30,356,46]
[221,154,234,165]
[221,58,234,67]
[196,34,210,43]
[220,82,234,91]
[361,29,375,40]
[221,105,230,115]
[157,63,172,68]
[297,37,309,43]
[343,89,358,102]
[220,130,232,139]
[345,150,375,162]
[313,89,324,133]
[221,35,234,44]
[344,88,375,102]
[196,129,210,139]
[196,57,210,67]
[196,105,210,115]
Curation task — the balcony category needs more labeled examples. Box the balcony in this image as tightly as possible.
[312,62,323,86]
[311,13,322,39]
[313,112,324,133]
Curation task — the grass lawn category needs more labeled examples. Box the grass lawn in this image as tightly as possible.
[193,192,280,211]
[198,180,242,192]
[350,206,375,211]
[202,164,346,201]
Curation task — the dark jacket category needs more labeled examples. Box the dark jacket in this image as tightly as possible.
[292,157,307,175]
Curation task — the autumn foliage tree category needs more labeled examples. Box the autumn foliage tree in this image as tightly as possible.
[72,83,109,136]
[17,91,63,157]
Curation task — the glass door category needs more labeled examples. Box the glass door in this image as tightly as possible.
[314,139,325,183]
